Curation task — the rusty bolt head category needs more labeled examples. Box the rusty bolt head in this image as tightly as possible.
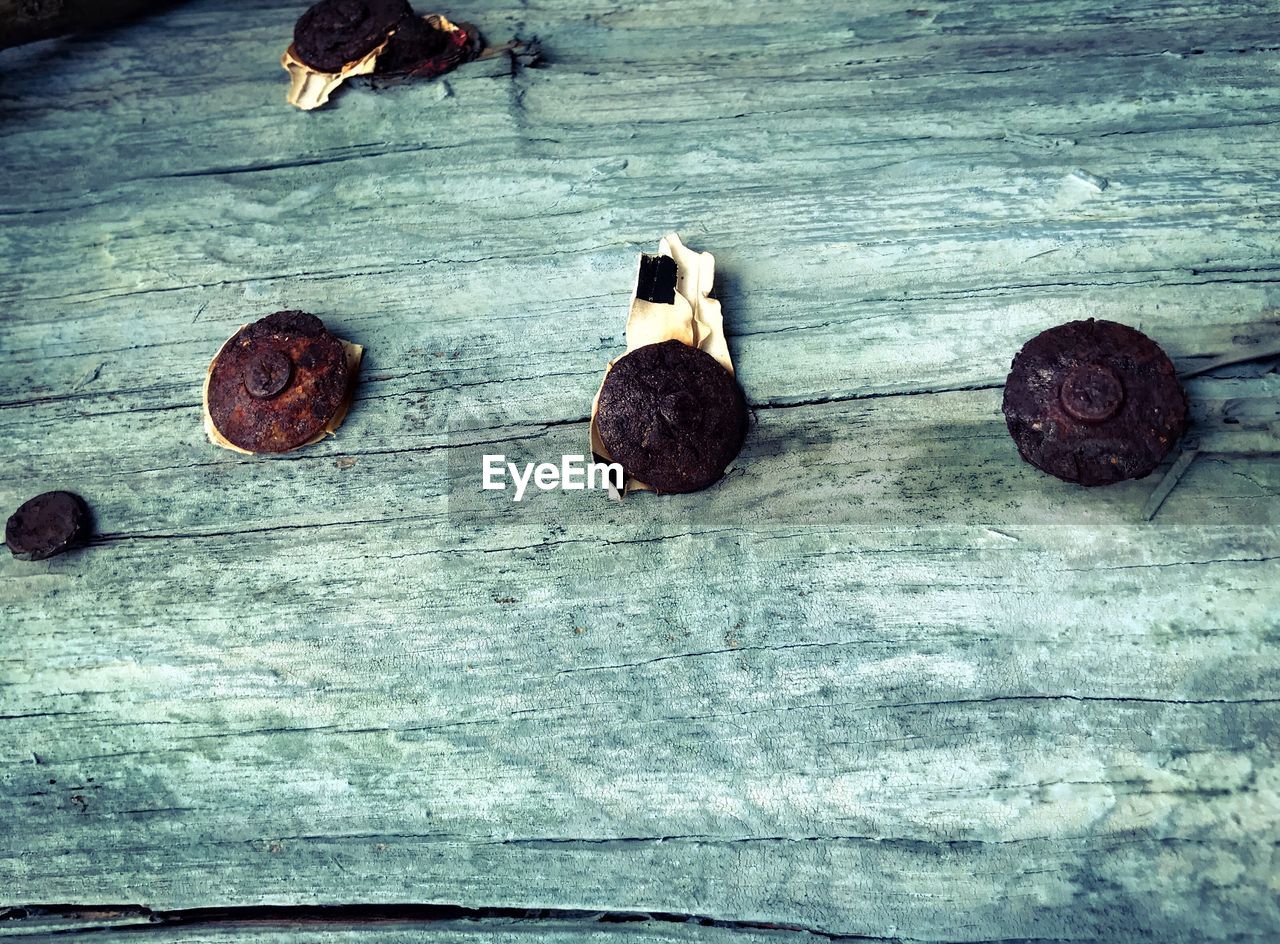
[1002,319,1188,486]
[6,491,89,561]
[244,349,293,399]
[207,310,353,454]
[1058,362,1124,423]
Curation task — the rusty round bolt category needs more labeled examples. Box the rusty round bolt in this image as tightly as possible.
[1002,319,1188,486]
[206,310,354,454]
[6,491,89,561]
[244,349,293,399]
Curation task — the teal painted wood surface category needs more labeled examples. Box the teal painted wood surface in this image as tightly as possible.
[1,0,1278,940]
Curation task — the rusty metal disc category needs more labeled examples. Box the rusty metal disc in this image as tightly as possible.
[206,311,352,454]
[1002,319,1188,486]
[6,490,89,561]
[596,339,748,494]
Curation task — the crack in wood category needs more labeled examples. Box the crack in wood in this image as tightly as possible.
[0,903,899,941]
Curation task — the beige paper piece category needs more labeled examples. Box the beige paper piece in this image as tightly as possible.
[589,233,735,496]
[202,330,364,456]
[281,41,386,111]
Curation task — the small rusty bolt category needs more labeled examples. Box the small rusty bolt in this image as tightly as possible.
[6,491,89,561]
[1002,319,1187,486]
[206,310,353,454]
[1058,362,1124,423]
[244,349,293,399]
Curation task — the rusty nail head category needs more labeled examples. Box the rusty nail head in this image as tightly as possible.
[1002,319,1188,486]
[244,349,293,399]
[1059,362,1124,423]
[206,310,353,454]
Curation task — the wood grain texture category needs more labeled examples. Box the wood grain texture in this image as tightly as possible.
[1,0,1278,941]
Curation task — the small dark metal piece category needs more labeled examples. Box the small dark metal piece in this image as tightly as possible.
[635,254,677,305]
[244,350,293,400]
[1002,319,1188,486]
[206,310,353,454]
[6,491,89,561]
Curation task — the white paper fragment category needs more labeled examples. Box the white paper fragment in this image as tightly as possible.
[281,40,386,111]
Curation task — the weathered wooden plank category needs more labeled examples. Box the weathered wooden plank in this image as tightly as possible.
[3,521,1277,938]
[1,0,1278,941]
